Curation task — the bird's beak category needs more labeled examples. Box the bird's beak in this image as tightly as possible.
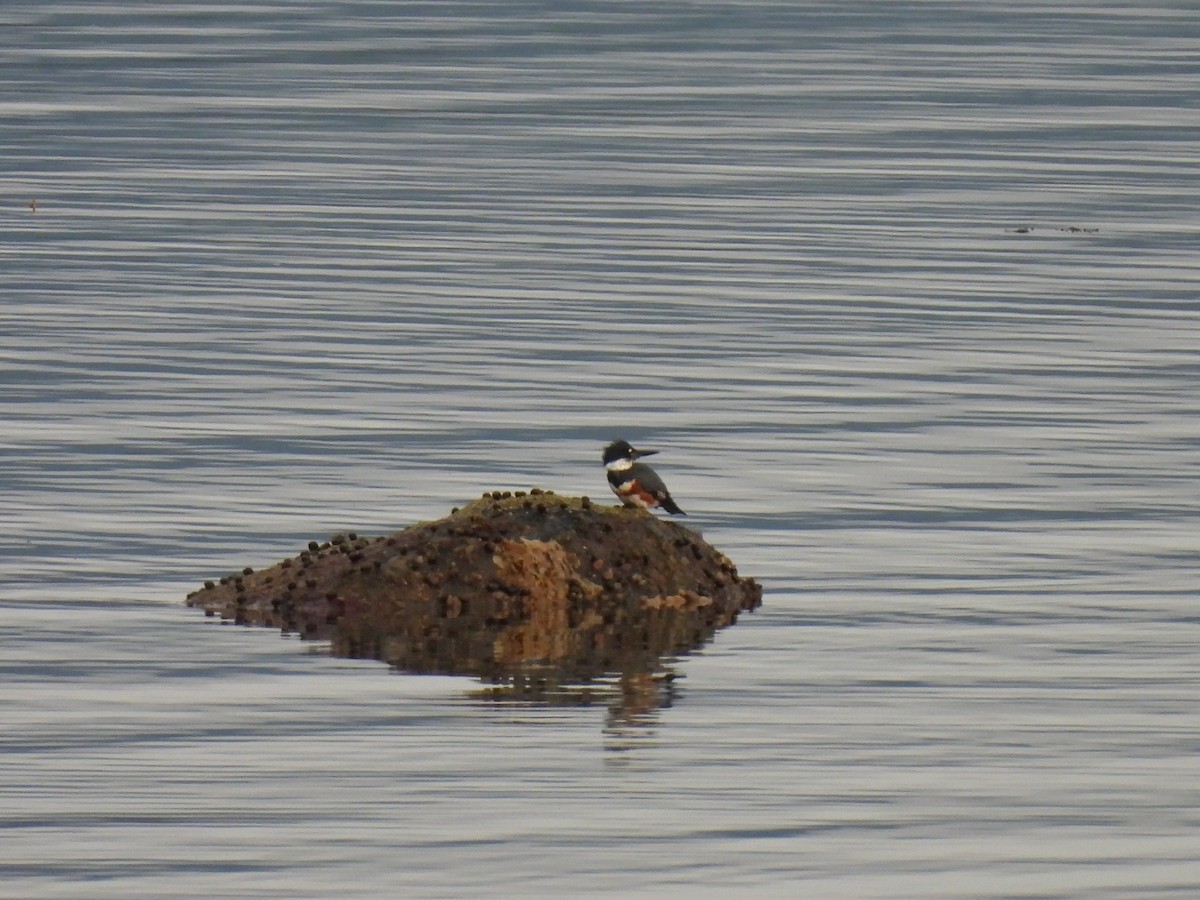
[633,448,658,459]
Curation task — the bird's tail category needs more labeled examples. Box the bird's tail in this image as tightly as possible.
[660,495,686,516]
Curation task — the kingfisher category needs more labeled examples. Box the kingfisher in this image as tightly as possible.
[602,440,686,516]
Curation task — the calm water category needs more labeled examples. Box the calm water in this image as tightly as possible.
[3,2,1199,897]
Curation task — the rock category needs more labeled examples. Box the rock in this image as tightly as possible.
[187,490,762,682]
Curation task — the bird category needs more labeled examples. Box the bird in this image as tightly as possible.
[601,440,686,515]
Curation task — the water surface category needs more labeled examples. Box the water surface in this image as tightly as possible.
[2,2,1198,897]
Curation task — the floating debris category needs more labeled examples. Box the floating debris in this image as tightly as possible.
[1006,225,1099,234]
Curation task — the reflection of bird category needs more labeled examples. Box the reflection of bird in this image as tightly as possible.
[601,440,686,516]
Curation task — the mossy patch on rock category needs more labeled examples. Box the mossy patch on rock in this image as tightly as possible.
[187,489,761,682]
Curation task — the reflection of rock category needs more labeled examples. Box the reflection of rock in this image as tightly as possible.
[187,490,762,684]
